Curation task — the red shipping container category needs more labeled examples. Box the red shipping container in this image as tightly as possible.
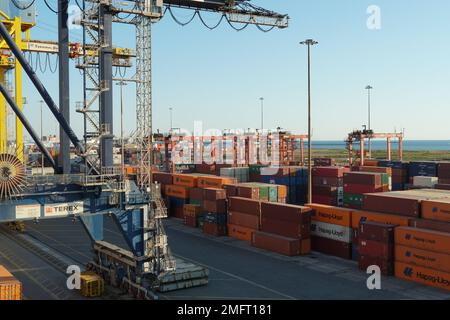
[228,197,261,215]
[359,221,396,244]
[409,218,450,233]
[203,221,227,237]
[223,184,238,197]
[228,211,260,230]
[343,184,384,194]
[313,167,346,178]
[189,188,204,201]
[362,194,421,217]
[251,231,311,256]
[313,176,343,187]
[358,255,394,276]
[152,172,173,185]
[312,186,340,197]
[311,236,352,259]
[237,186,260,199]
[203,199,227,214]
[261,202,311,223]
[312,195,338,206]
[261,217,310,239]
[343,172,382,186]
[184,215,197,228]
[203,188,227,201]
[359,239,394,260]
[435,184,450,191]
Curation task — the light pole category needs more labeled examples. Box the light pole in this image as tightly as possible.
[117,80,127,177]
[300,39,318,204]
[366,85,373,157]
[169,107,173,134]
[259,97,264,132]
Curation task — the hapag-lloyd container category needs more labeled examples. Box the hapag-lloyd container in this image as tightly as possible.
[395,245,450,272]
[395,227,450,254]
[311,236,352,259]
[359,239,394,260]
[251,231,311,256]
[395,262,450,291]
[359,221,395,244]
[310,221,352,243]
[306,204,353,227]
[409,218,450,234]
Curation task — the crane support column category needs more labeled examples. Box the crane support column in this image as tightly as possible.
[13,17,23,162]
[58,0,71,173]
[99,3,114,168]
[0,68,6,153]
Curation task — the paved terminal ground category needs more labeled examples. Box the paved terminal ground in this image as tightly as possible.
[0,217,448,300]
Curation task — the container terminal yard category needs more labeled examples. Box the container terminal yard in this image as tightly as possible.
[1,0,450,303]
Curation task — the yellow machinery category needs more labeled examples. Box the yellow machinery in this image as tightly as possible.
[0,10,134,162]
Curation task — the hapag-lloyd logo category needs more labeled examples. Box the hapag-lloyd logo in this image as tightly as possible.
[416,271,450,286]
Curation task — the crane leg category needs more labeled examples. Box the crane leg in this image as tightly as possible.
[0,69,6,153]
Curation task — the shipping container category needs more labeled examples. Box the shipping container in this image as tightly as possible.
[395,262,450,291]
[203,221,227,236]
[184,215,197,228]
[351,210,410,229]
[343,184,384,194]
[343,193,364,208]
[378,160,409,170]
[173,174,199,188]
[312,195,340,206]
[395,245,450,272]
[359,221,395,244]
[152,172,173,185]
[313,158,335,167]
[313,167,346,178]
[251,231,311,256]
[358,255,394,276]
[306,204,353,227]
[313,176,343,187]
[198,176,237,189]
[165,185,190,199]
[227,223,255,242]
[203,199,227,214]
[436,184,450,191]
[311,221,352,243]
[409,218,450,234]
[359,239,394,260]
[261,202,311,223]
[395,227,450,254]
[237,185,260,200]
[421,199,450,223]
[228,197,261,216]
[409,162,438,178]
[261,217,310,239]
[203,188,227,201]
[183,204,202,217]
[413,176,438,188]
[343,172,382,186]
[311,236,352,260]
[0,265,22,300]
[189,188,204,201]
[228,211,260,230]
[438,163,450,179]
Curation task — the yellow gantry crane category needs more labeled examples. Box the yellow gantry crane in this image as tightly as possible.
[0,9,134,161]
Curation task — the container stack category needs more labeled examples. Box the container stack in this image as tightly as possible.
[0,265,22,300]
[249,164,269,182]
[312,167,345,206]
[358,221,396,276]
[378,160,409,191]
[437,162,450,189]
[313,158,335,167]
[220,167,249,183]
[202,188,228,237]
[354,166,392,191]
[395,227,450,292]
[183,204,203,228]
[228,197,261,242]
[252,202,311,256]
[343,172,387,209]
[408,161,438,188]
[165,184,190,218]
[260,166,308,205]
[237,182,287,203]
[412,176,439,189]
[306,204,353,259]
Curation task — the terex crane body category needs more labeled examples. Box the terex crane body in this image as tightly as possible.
[0,0,288,296]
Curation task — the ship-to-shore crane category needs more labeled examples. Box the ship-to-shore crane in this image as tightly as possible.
[0,0,289,297]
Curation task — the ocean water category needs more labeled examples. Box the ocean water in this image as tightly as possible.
[311,140,450,151]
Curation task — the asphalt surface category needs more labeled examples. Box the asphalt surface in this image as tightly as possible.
[1,217,449,300]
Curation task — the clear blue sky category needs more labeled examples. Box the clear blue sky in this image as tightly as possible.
[18,0,450,141]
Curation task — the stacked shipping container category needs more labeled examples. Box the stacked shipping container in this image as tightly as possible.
[343,172,388,209]
[311,167,345,206]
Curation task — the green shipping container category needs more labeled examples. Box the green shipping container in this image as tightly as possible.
[343,193,363,206]
[380,173,389,186]
[190,199,203,207]
[268,185,278,202]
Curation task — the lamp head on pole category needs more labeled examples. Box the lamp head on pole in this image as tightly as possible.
[300,39,318,46]
[365,85,373,90]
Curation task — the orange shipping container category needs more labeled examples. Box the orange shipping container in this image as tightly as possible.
[165,185,189,199]
[395,262,450,292]
[395,245,450,272]
[351,210,411,229]
[421,199,450,223]
[0,265,22,300]
[227,224,255,242]
[395,227,450,254]
[173,174,199,188]
[183,204,203,217]
[358,166,392,176]
[198,176,236,189]
[277,185,287,198]
[306,203,353,227]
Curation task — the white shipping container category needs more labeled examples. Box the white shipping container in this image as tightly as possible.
[311,221,352,243]
[413,176,438,188]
